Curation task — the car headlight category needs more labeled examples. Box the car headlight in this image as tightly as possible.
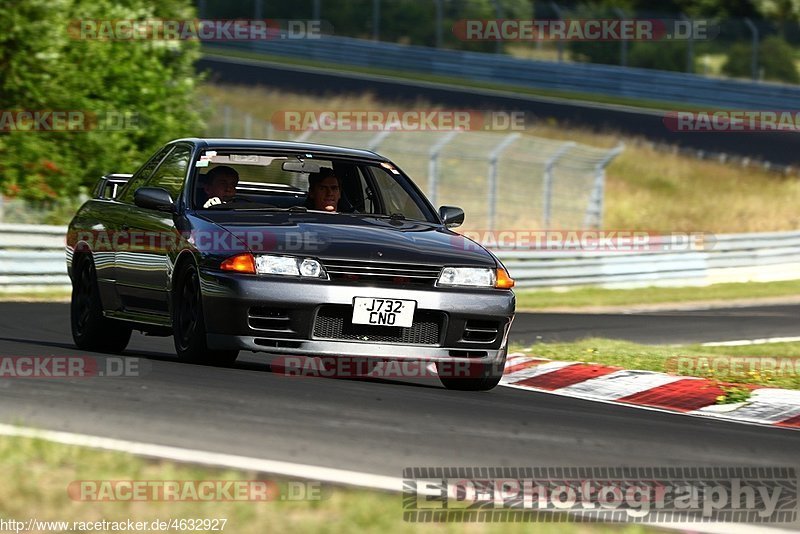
[437,267,515,288]
[437,267,496,287]
[255,255,327,278]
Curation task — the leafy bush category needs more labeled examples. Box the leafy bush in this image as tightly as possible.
[722,35,800,83]
[628,41,690,72]
[0,0,204,203]
[567,4,623,65]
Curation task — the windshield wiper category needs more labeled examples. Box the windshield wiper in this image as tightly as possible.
[234,205,308,212]
[355,212,407,220]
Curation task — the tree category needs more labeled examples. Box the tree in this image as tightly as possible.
[754,0,800,35]
[0,0,204,202]
[628,41,689,72]
[722,35,800,82]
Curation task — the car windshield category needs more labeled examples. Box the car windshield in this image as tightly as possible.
[193,152,436,223]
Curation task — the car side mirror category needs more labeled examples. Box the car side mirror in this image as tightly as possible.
[439,206,465,228]
[134,187,175,213]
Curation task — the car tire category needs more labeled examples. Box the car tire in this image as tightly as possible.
[436,357,505,391]
[71,255,132,353]
[173,261,239,366]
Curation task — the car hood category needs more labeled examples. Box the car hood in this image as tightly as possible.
[197,211,496,267]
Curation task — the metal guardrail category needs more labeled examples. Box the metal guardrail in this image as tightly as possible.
[0,224,70,289]
[495,231,800,288]
[212,37,800,110]
[1,224,799,291]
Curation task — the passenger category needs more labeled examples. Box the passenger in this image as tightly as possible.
[199,165,239,208]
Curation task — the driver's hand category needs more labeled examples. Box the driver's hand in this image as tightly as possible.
[203,197,222,208]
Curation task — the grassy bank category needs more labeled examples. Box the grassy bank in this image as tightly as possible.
[510,338,800,391]
[199,83,800,233]
[0,434,653,533]
[513,280,800,310]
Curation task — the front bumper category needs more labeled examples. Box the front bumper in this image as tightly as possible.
[200,269,515,366]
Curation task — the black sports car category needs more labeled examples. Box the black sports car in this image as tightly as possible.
[66,138,515,390]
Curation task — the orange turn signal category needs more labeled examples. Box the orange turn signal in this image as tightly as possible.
[221,253,256,274]
[495,268,515,289]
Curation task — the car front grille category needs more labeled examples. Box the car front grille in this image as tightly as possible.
[313,305,443,345]
[321,259,441,287]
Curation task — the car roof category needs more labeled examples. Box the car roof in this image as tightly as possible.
[172,138,389,161]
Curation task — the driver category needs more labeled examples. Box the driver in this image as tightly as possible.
[199,165,239,208]
[305,168,341,212]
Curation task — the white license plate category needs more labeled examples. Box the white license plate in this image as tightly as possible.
[352,297,416,328]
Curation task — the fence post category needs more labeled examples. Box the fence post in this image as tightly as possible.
[681,13,694,73]
[244,114,253,138]
[543,142,575,227]
[366,123,399,150]
[427,131,461,207]
[372,0,380,41]
[293,128,315,142]
[744,18,759,81]
[550,2,565,62]
[614,8,628,67]
[223,106,232,138]
[435,0,443,48]
[583,144,624,228]
[487,133,520,231]
[490,0,504,53]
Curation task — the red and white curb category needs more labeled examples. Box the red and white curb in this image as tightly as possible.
[501,353,800,430]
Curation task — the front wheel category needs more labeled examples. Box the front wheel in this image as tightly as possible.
[71,255,131,353]
[436,357,505,391]
[172,262,238,366]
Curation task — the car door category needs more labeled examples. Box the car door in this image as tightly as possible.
[115,143,192,318]
[90,145,171,312]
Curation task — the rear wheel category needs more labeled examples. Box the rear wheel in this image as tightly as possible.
[437,356,505,391]
[71,255,131,353]
[173,262,238,366]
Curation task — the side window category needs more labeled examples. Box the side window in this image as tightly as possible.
[369,167,428,221]
[146,144,192,200]
[118,146,172,204]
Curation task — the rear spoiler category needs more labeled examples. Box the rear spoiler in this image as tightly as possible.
[93,173,132,200]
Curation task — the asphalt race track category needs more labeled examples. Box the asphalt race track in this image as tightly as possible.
[511,304,800,345]
[0,302,798,479]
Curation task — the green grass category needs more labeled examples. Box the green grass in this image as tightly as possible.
[510,338,800,390]
[202,45,711,112]
[0,289,71,301]
[514,280,800,310]
[0,433,656,533]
